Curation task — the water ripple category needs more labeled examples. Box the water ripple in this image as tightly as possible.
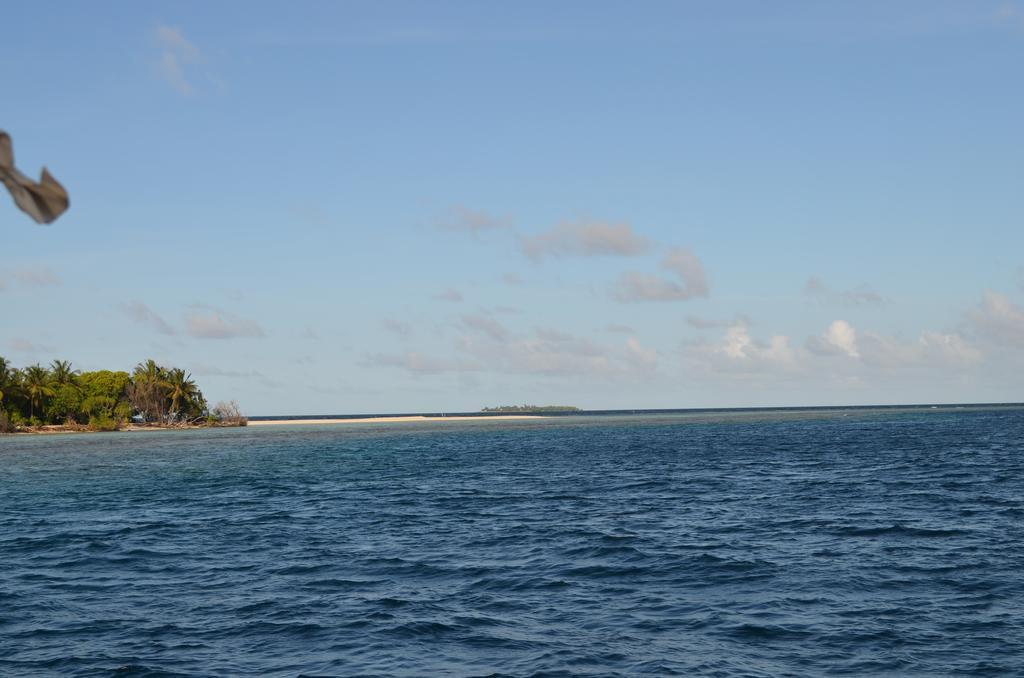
[2,407,1023,675]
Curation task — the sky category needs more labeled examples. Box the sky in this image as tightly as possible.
[2,1,1023,415]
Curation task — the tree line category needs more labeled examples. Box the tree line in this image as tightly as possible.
[0,357,245,433]
[480,404,581,413]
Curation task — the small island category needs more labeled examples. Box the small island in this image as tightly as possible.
[481,404,581,413]
[0,356,245,434]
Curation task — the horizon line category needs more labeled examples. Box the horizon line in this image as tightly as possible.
[248,401,1024,420]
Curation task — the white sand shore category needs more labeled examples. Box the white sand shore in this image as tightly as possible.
[248,415,544,426]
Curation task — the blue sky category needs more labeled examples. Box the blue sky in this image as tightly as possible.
[2,1,1023,414]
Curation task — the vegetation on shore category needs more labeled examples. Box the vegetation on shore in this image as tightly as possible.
[481,404,581,413]
[0,356,246,434]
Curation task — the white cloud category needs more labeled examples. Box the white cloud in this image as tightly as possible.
[461,313,510,341]
[614,247,709,302]
[624,337,657,371]
[615,273,692,302]
[804,276,884,306]
[156,25,201,96]
[718,324,794,365]
[968,290,1024,348]
[686,313,750,330]
[520,219,650,260]
[185,308,264,339]
[368,324,657,380]
[806,320,859,358]
[691,317,981,376]
[121,301,176,336]
[859,331,981,369]
[457,330,613,377]
[438,206,510,236]
[684,321,796,374]
[364,351,474,375]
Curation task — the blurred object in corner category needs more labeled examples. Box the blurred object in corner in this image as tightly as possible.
[0,130,70,224]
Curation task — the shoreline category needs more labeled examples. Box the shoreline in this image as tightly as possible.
[248,415,544,426]
[4,423,246,437]
[2,416,544,437]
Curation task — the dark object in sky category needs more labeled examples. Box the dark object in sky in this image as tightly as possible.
[0,130,69,224]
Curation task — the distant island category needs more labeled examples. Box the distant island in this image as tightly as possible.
[0,356,245,434]
[481,404,581,413]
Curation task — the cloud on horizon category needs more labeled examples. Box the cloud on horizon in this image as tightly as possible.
[705,323,796,372]
[369,321,661,381]
[687,318,980,376]
[806,320,859,358]
[456,329,614,377]
[624,336,658,371]
[859,330,981,369]
[686,313,750,330]
[967,290,1024,348]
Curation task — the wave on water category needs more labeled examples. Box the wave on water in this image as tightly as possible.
[2,406,1023,676]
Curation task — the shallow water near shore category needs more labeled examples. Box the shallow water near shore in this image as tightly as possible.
[2,407,1023,676]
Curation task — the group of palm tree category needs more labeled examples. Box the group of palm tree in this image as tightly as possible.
[0,356,212,430]
[126,359,206,426]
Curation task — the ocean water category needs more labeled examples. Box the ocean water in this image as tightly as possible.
[2,407,1023,677]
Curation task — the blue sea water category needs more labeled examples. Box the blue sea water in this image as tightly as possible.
[1,407,1023,676]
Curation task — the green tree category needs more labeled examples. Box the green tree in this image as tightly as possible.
[50,359,79,386]
[166,368,202,422]
[22,364,55,421]
[78,370,130,401]
[129,360,171,423]
[80,395,116,418]
[49,384,84,424]
[0,356,18,429]
[45,360,82,423]
[0,356,17,406]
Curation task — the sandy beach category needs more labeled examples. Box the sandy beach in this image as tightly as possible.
[248,415,544,426]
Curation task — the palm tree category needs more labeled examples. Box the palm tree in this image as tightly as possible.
[131,359,171,423]
[50,359,79,386]
[166,368,200,422]
[133,359,165,383]
[22,364,55,420]
[0,356,14,405]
